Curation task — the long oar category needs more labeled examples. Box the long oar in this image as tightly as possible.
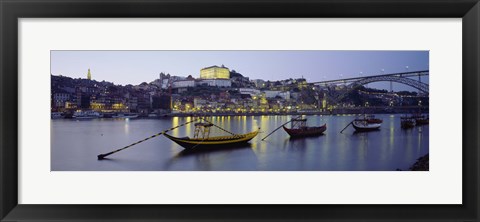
[340,121,353,134]
[97,118,198,160]
[261,116,302,141]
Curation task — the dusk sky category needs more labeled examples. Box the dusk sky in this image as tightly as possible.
[51,50,428,91]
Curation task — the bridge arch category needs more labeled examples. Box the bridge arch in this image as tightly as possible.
[350,76,429,94]
[330,76,429,104]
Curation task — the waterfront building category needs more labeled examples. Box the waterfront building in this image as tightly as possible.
[89,96,109,111]
[151,94,171,110]
[65,101,77,109]
[52,92,70,109]
[193,97,207,109]
[75,87,90,109]
[127,96,138,112]
[90,102,106,111]
[171,99,180,111]
[259,95,269,110]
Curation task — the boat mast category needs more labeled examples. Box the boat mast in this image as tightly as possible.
[194,123,213,139]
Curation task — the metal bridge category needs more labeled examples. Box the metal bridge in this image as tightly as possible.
[311,70,429,94]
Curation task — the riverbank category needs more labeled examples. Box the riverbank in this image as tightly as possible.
[165,109,428,117]
[409,154,429,171]
[54,106,428,119]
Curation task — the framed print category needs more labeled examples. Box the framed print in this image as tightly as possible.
[1,0,479,221]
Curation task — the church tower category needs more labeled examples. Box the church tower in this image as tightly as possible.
[87,68,92,80]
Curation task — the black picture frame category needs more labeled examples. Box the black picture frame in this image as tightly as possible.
[1,0,479,221]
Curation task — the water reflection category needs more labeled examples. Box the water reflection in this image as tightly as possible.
[51,114,429,171]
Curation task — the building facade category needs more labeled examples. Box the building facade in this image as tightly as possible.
[197,79,231,87]
[200,65,230,79]
[172,80,195,88]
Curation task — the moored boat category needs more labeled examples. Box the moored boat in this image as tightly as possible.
[351,119,381,132]
[401,116,416,128]
[282,125,327,137]
[112,113,139,119]
[73,110,102,119]
[282,118,326,137]
[163,122,259,150]
[413,114,429,125]
[365,114,383,124]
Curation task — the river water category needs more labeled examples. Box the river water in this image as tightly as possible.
[51,114,429,171]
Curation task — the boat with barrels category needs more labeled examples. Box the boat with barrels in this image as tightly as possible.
[163,122,259,150]
[282,118,326,138]
[97,118,260,159]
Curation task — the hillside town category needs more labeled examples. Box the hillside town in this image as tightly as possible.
[51,65,427,118]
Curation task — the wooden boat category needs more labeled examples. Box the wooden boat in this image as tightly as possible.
[282,118,326,137]
[365,114,383,124]
[413,114,429,125]
[163,122,259,150]
[163,131,258,150]
[352,119,381,132]
[401,116,416,128]
[415,118,429,125]
[112,113,139,119]
[282,124,326,137]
